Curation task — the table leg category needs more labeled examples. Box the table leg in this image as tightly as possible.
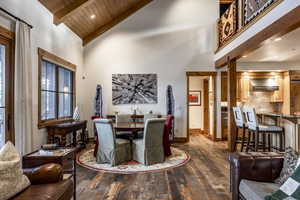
[61,136,67,147]
[255,131,259,152]
[73,157,76,200]
[73,131,77,147]
[81,128,86,148]
[47,134,54,144]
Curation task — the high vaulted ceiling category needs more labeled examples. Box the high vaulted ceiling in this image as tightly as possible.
[38,0,153,46]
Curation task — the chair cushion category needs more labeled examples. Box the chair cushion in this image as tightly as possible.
[0,142,31,200]
[239,179,279,200]
[258,125,283,132]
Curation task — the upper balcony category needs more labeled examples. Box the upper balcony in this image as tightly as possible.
[215,0,300,67]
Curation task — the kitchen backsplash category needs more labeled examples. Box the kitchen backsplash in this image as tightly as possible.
[240,91,281,113]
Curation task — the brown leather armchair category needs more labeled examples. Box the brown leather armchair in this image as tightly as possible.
[229,152,284,200]
[10,163,74,200]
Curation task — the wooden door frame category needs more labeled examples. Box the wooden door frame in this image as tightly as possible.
[203,79,209,134]
[186,72,217,142]
[0,26,15,144]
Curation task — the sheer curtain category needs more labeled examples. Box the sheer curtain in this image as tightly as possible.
[14,21,33,155]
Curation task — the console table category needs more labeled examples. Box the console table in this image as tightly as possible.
[46,120,87,148]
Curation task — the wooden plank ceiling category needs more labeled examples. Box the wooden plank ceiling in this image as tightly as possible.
[38,0,152,45]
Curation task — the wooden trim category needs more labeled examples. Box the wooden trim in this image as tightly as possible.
[0,25,14,40]
[83,0,153,45]
[212,75,217,141]
[227,59,237,152]
[173,137,188,143]
[186,72,217,76]
[203,80,209,134]
[38,48,76,71]
[38,118,73,129]
[186,72,217,142]
[220,0,234,3]
[37,48,77,129]
[215,0,284,54]
[53,0,94,25]
[186,74,190,142]
[0,26,15,144]
[215,5,300,68]
[189,129,202,135]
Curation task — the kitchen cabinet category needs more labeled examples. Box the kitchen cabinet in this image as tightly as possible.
[240,77,250,102]
[221,73,241,102]
[221,73,227,102]
[271,75,284,102]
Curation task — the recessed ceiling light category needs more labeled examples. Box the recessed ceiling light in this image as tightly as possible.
[90,14,96,19]
[274,37,282,42]
[242,55,247,58]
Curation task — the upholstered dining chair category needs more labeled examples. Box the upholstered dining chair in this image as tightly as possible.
[115,114,133,139]
[94,119,132,166]
[243,107,285,152]
[163,115,174,156]
[132,118,166,166]
[143,114,158,123]
[135,114,158,139]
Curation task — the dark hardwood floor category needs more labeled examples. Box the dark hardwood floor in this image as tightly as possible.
[76,134,230,200]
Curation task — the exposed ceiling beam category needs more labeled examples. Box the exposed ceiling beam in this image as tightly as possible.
[83,0,153,46]
[53,0,94,25]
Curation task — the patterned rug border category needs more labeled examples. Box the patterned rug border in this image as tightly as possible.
[76,147,190,174]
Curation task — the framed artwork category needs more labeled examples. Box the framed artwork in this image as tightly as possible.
[189,91,201,106]
[112,74,158,105]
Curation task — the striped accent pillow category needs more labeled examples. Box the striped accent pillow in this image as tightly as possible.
[73,106,80,121]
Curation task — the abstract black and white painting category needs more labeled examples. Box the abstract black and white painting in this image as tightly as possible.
[112,74,157,105]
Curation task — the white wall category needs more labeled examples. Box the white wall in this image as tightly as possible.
[0,0,83,151]
[189,77,204,129]
[82,0,218,138]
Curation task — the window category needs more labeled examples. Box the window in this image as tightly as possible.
[38,48,76,128]
[0,27,14,148]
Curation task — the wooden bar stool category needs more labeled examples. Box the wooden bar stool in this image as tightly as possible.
[243,107,285,152]
[233,107,249,152]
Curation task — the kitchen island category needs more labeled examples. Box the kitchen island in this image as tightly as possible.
[257,113,300,150]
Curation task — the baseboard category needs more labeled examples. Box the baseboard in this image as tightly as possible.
[173,137,188,143]
[189,129,202,135]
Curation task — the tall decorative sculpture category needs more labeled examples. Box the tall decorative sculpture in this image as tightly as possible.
[166,85,175,141]
[94,84,103,117]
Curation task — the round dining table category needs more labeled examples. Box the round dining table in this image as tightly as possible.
[113,122,144,133]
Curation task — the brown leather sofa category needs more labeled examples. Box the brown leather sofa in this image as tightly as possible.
[10,163,74,200]
[229,152,284,200]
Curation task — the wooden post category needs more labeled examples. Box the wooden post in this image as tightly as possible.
[227,58,237,152]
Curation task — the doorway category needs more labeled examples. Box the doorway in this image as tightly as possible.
[186,72,217,141]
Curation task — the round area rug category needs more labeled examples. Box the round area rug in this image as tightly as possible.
[77,147,190,174]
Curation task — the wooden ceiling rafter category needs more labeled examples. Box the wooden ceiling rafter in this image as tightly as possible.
[83,0,152,45]
[38,0,153,46]
[53,0,95,25]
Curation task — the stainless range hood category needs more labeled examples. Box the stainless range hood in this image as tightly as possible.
[250,78,279,91]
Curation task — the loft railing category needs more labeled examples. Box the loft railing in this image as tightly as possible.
[217,0,282,49]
